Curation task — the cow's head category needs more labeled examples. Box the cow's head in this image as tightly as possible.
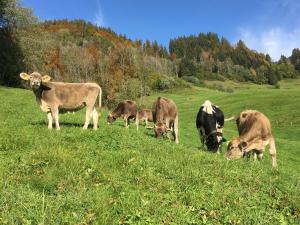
[225,137,248,159]
[20,72,51,90]
[202,119,226,152]
[205,131,226,152]
[151,122,171,139]
[107,113,116,124]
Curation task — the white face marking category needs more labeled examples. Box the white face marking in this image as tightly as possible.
[202,100,215,115]
[217,135,223,143]
[216,122,223,133]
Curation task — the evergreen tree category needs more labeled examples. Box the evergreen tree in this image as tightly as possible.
[290,48,300,71]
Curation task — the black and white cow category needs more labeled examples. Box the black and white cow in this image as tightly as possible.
[196,100,226,152]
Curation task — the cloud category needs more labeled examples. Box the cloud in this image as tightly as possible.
[94,1,104,27]
[236,0,300,61]
[238,27,300,61]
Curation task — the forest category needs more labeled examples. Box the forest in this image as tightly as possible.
[1,0,300,106]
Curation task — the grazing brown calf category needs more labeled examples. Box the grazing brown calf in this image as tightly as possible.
[225,110,277,168]
[149,97,179,144]
[107,100,138,129]
[20,72,102,130]
[136,109,153,127]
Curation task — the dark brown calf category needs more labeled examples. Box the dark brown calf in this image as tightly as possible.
[107,100,138,130]
[136,109,153,127]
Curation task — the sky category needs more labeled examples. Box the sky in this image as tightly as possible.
[21,0,300,61]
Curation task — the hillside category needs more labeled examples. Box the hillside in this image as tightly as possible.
[0,80,299,224]
[1,0,300,101]
[1,18,182,107]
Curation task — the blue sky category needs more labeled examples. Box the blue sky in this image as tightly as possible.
[22,0,300,60]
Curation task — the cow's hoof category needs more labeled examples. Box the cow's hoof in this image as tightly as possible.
[48,127,52,130]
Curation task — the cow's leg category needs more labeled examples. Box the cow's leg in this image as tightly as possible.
[198,127,205,148]
[83,106,93,129]
[145,119,148,127]
[258,152,264,161]
[124,115,129,128]
[135,113,139,130]
[127,117,131,128]
[165,118,170,141]
[269,136,277,168]
[217,144,222,154]
[174,115,179,144]
[51,107,60,130]
[47,112,53,129]
[253,152,257,161]
[92,108,99,130]
[135,116,139,131]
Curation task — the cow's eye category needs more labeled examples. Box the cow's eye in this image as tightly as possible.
[29,76,32,79]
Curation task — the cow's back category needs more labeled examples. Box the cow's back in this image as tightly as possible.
[113,100,137,117]
[41,82,100,110]
[237,110,272,140]
[124,100,138,116]
[152,97,177,123]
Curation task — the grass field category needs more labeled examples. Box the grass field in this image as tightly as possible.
[0,80,300,224]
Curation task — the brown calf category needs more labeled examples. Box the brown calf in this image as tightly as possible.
[225,110,277,168]
[136,109,153,127]
[107,100,138,129]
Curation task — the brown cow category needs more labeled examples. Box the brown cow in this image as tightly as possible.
[20,72,102,130]
[225,110,277,168]
[150,97,179,144]
[107,100,138,129]
[136,109,153,127]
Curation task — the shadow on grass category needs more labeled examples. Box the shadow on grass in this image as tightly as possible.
[31,121,84,128]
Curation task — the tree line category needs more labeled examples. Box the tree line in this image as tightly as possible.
[170,33,300,85]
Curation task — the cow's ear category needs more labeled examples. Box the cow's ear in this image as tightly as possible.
[239,141,247,149]
[20,72,30,80]
[42,75,51,82]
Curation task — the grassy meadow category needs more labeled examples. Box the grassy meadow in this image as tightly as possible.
[0,80,300,224]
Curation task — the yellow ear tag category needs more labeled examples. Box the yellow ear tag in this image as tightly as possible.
[20,73,30,80]
[42,75,51,82]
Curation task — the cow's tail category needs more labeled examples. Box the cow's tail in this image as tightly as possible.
[225,116,235,122]
[98,86,102,108]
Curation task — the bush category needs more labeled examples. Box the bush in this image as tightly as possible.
[182,76,200,84]
[155,78,171,90]
[147,73,190,91]
[206,83,234,93]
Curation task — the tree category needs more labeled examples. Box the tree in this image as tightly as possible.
[290,48,300,71]
[0,0,37,86]
[178,58,198,77]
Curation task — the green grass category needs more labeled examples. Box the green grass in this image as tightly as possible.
[0,80,300,224]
